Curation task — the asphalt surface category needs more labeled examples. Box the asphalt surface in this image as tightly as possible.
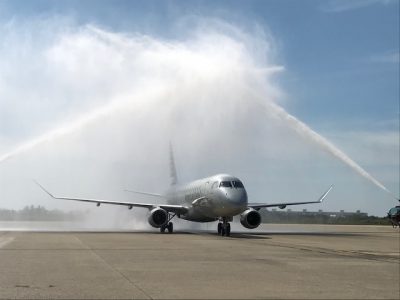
[0,224,399,299]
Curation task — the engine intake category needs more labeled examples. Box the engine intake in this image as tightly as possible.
[148,207,168,228]
[240,209,261,229]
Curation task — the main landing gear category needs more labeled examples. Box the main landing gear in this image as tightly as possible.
[160,213,176,234]
[217,217,231,237]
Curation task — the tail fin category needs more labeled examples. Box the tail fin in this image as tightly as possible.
[169,142,178,186]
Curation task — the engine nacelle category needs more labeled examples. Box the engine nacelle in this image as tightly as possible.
[148,207,169,228]
[240,209,261,229]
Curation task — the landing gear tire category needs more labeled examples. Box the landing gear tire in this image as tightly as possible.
[218,220,231,237]
[226,223,231,237]
[217,223,222,235]
[221,226,226,236]
[167,222,173,233]
[160,226,166,233]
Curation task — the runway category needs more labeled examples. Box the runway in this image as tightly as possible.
[0,224,399,299]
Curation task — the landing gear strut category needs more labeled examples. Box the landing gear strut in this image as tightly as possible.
[160,213,176,234]
[217,217,231,237]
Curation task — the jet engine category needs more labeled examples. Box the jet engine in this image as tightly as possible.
[148,207,169,228]
[240,209,261,229]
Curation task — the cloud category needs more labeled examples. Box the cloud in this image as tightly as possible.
[320,0,395,13]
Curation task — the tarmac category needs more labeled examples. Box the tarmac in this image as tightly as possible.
[0,224,399,299]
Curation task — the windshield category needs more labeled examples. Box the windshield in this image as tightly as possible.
[219,181,232,188]
[219,181,244,188]
[232,181,244,188]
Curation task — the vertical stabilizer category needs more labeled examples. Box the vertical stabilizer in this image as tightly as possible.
[169,142,178,186]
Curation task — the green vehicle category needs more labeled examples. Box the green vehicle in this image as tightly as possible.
[387,206,400,228]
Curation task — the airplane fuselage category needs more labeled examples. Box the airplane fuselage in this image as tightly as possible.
[165,174,248,222]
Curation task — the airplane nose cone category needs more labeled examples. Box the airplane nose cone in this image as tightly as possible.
[226,189,248,208]
[215,187,248,216]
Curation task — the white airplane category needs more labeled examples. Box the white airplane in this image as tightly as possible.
[35,147,333,236]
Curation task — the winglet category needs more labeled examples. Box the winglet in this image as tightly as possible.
[318,185,334,203]
[33,180,56,199]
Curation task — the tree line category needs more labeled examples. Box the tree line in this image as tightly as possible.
[0,205,85,221]
[260,210,389,225]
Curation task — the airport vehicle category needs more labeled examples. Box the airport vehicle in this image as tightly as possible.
[36,148,333,236]
[387,204,400,228]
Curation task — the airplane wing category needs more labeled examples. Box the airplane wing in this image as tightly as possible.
[34,181,188,215]
[248,185,333,210]
[124,189,165,198]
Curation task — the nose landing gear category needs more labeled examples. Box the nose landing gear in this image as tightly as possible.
[217,217,231,237]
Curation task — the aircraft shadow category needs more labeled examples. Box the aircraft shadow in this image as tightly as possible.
[13,230,364,239]
[229,231,364,238]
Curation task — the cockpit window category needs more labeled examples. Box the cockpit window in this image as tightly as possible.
[219,181,232,188]
[232,181,244,188]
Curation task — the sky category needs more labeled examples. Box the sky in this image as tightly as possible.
[0,0,398,222]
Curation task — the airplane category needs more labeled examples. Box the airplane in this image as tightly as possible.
[35,147,333,236]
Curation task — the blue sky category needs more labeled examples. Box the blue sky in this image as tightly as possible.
[0,0,398,216]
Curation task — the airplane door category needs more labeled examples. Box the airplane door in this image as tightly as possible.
[207,181,218,197]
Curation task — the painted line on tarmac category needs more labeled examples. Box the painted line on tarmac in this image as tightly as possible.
[0,237,15,248]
